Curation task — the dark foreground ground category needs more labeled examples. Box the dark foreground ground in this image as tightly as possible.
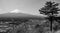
[0,18,60,33]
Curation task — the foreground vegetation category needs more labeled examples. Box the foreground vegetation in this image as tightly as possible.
[0,17,60,33]
[0,17,51,33]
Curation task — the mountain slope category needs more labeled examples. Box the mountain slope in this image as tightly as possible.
[0,13,45,19]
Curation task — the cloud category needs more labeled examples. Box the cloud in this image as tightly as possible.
[10,9,20,13]
[9,9,47,17]
[9,9,27,13]
[10,9,33,14]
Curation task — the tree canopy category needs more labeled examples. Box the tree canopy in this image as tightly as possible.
[39,1,60,16]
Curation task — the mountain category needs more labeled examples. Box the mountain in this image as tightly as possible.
[0,13,45,19]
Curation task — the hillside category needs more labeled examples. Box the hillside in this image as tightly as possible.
[0,13,45,19]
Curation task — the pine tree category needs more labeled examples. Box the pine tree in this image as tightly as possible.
[39,1,60,31]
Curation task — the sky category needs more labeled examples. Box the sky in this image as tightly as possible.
[0,0,60,16]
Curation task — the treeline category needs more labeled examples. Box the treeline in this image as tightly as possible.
[0,17,29,22]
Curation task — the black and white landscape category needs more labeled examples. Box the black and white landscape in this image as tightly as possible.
[0,0,60,33]
[0,12,48,33]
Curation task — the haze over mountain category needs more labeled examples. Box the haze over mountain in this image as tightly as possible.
[0,9,46,18]
[0,13,45,19]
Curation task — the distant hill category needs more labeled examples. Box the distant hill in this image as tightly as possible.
[0,13,46,23]
[0,13,45,19]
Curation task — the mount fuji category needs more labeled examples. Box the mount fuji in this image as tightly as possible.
[0,9,46,19]
[0,13,45,19]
